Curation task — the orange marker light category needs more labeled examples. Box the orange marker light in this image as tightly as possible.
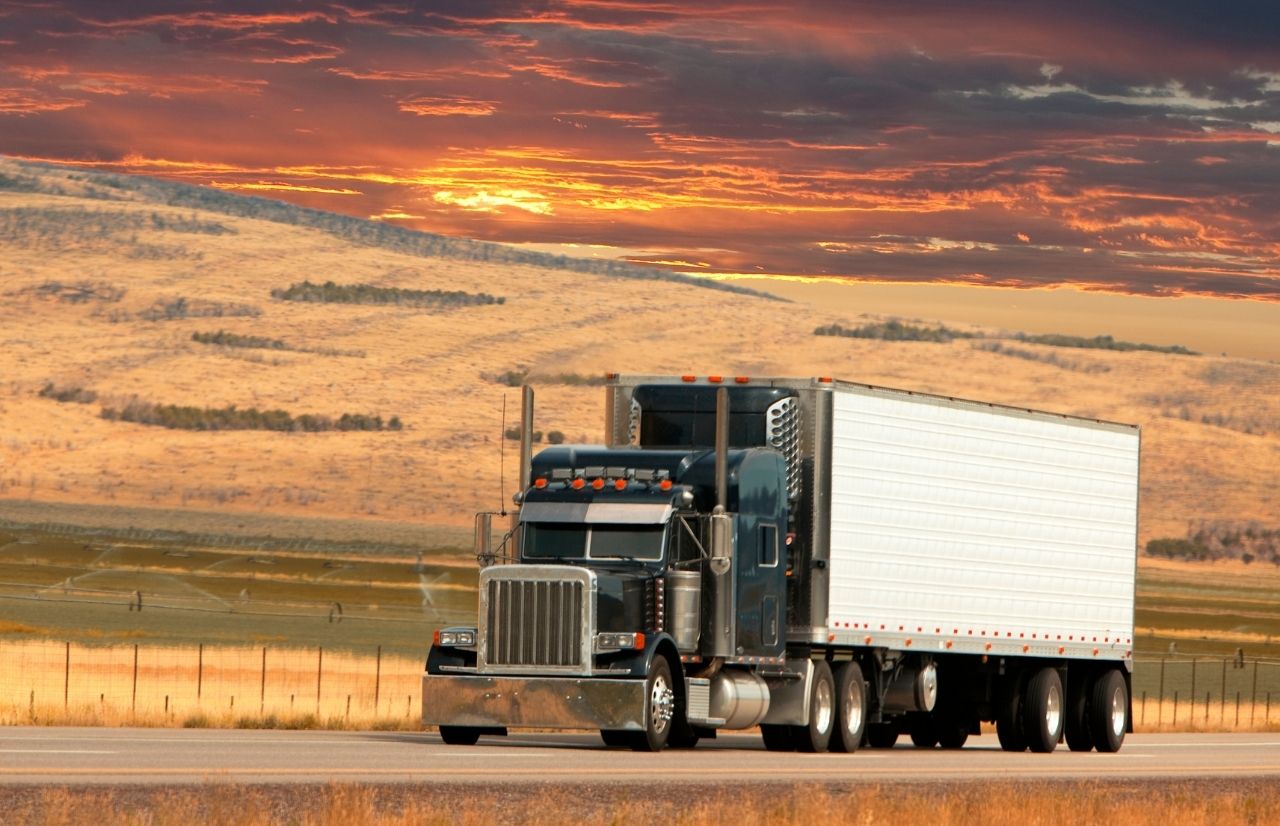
[614,478,627,490]
[534,478,547,489]
[681,375,696,382]
[735,376,749,384]
[571,478,585,490]
[591,478,605,490]
[659,479,673,491]
[708,375,723,383]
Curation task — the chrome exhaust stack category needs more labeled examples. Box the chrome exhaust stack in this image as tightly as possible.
[708,386,736,658]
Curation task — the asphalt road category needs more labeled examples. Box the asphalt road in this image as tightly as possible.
[0,728,1277,785]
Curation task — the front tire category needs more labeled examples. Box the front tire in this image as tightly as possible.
[1023,667,1064,753]
[630,656,676,752]
[1089,669,1128,753]
[830,662,867,753]
[793,660,836,753]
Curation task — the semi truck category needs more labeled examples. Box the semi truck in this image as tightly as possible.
[423,375,1139,753]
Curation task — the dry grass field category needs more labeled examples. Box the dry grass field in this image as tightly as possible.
[1,157,1278,551]
[4,781,1279,826]
[0,639,424,730]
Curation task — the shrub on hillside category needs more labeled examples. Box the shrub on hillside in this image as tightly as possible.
[271,280,504,308]
[814,320,975,343]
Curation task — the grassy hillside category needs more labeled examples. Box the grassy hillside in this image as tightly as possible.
[1,155,1278,552]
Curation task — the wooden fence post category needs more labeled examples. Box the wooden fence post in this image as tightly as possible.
[316,647,323,714]
[131,644,139,713]
[260,646,267,715]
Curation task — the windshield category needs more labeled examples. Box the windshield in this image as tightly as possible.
[524,522,666,561]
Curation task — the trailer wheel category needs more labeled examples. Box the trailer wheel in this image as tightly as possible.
[1022,667,1064,753]
[438,726,481,746]
[1064,671,1094,752]
[629,656,675,752]
[907,715,938,748]
[830,662,866,753]
[760,724,796,751]
[794,660,836,753]
[1088,669,1128,753]
[997,679,1027,752]
[865,722,899,749]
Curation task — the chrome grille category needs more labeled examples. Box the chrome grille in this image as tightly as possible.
[483,572,588,669]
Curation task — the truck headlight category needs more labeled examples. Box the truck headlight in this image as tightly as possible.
[435,629,477,648]
[594,632,645,652]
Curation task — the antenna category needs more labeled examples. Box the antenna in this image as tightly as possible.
[499,393,507,516]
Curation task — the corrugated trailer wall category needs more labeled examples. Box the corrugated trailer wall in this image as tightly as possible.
[826,383,1139,664]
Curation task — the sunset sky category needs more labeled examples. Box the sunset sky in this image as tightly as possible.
[2,1,1279,309]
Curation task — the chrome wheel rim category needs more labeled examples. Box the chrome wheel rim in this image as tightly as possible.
[1045,682,1062,737]
[814,676,834,734]
[650,673,674,735]
[1110,685,1126,737]
[844,679,864,735]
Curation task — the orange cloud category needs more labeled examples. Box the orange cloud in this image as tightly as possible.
[398,96,498,117]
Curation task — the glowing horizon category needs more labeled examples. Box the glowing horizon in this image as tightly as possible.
[2,2,1278,301]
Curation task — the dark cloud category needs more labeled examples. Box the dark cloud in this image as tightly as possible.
[1,0,1278,301]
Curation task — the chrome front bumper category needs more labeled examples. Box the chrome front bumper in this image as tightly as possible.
[422,674,647,731]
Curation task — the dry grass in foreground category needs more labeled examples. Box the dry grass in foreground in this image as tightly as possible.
[4,781,1279,826]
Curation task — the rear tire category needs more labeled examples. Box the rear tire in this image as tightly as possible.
[1023,667,1064,753]
[865,722,899,749]
[438,726,481,745]
[1088,669,1128,753]
[600,729,631,748]
[908,715,938,748]
[794,660,836,753]
[830,662,867,753]
[997,678,1027,752]
[1065,671,1094,752]
[760,724,796,751]
[935,713,969,749]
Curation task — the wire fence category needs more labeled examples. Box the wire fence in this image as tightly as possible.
[1,640,424,727]
[1131,656,1280,730]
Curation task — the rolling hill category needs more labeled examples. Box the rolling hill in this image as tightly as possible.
[1,156,1278,553]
